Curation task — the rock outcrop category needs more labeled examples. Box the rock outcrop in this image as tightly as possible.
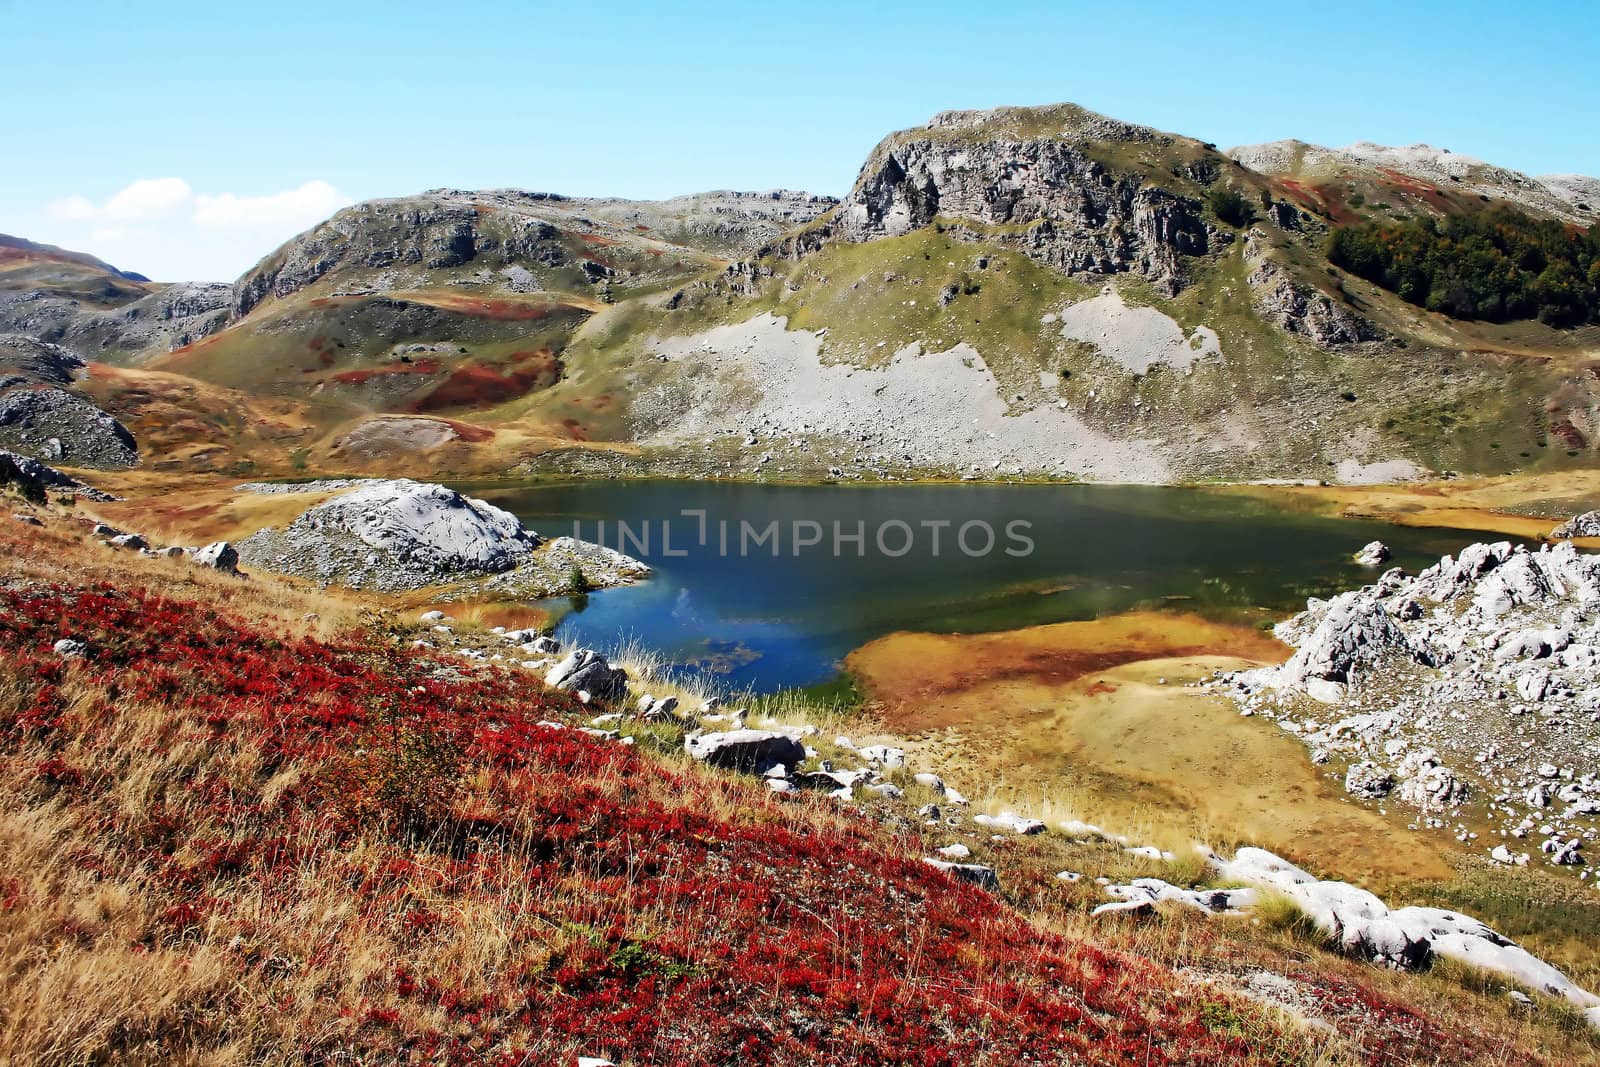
[545,649,629,703]
[832,104,1225,294]
[0,277,231,358]
[1221,540,1600,865]
[1354,540,1391,566]
[1269,589,1436,694]
[0,450,114,501]
[0,336,139,468]
[684,729,806,774]
[0,387,138,468]
[1551,511,1600,539]
[0,335,86,388]
[236,479,646,594]
[1203,847,1599,1022]
[1098,846,1600,1028]
[1243,235,1384,348]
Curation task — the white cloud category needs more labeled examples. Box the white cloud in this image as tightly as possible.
[105,177,192,220]
[192,180,345,230]
[19,177,352,282]
[51,178,193,222]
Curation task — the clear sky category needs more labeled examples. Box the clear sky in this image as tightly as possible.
[4,0,1596,282]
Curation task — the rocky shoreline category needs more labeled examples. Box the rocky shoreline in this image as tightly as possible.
[1215,537,1600,877]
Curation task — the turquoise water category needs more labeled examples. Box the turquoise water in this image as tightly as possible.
[468,481,1500,693]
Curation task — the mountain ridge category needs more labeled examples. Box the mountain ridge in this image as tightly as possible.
[3,102,1598,483]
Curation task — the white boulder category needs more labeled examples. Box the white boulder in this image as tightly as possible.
[545,649,629,703]
[192,541,239,573]
[684,729,806,774]
[1355,541,1391,566]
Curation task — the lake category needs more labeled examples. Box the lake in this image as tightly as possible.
[466,480,1500,693]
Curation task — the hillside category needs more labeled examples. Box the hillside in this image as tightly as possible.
[603,104,1600,483]
[5,103,1600,483]
[1,501,1595,1065]
[1229,140,1598,226]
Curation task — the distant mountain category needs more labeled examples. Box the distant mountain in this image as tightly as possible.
[0,231,231,358]
[1228,139,1598,224]
[3,107,1597,483]
[0,233,148,281]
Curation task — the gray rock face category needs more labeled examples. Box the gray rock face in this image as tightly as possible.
[1244,239,1384,347]
[544,649,629,703]
[0,335,86,387]
[0,282,231,359]
[0,335,138,469]
[1224,540,1600,863]
[832,105,1222,294]
[684,729,806,774]
[237,479,541,591]
[1277,592,1434,687]
[0,387,138,468]
[1552,511,1600,539]
[0,450,113,500]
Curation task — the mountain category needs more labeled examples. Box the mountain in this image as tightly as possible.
[5,104,1599,482]
[0,233,148,282]
[621,104,1600,482]
[1228,139,1599,225]
[0,232,232,358]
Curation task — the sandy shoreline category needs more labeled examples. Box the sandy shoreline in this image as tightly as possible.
[847,611,1460,884]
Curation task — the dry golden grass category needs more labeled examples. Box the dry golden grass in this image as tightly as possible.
[0,504,360,642]
[1218,469,1600,541]
[2,498,1596,1065]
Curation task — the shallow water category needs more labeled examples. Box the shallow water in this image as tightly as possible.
[467,480,1506,693]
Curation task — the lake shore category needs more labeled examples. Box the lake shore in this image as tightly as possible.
[1211,468,1600,543]
[846,611,1462,884]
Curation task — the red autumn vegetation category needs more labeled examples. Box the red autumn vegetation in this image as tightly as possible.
[0,569,1374,1067]
[413,352,562,412]
[0,513,1582,1066]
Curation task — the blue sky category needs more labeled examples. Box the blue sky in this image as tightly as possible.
[4,0,1596,281]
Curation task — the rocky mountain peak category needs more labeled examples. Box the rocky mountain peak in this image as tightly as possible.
[918,102,1166,148]
[230,186,839,318]
[833,103,1234,293]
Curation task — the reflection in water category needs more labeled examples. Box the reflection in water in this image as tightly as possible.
[464,480,1511,693]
